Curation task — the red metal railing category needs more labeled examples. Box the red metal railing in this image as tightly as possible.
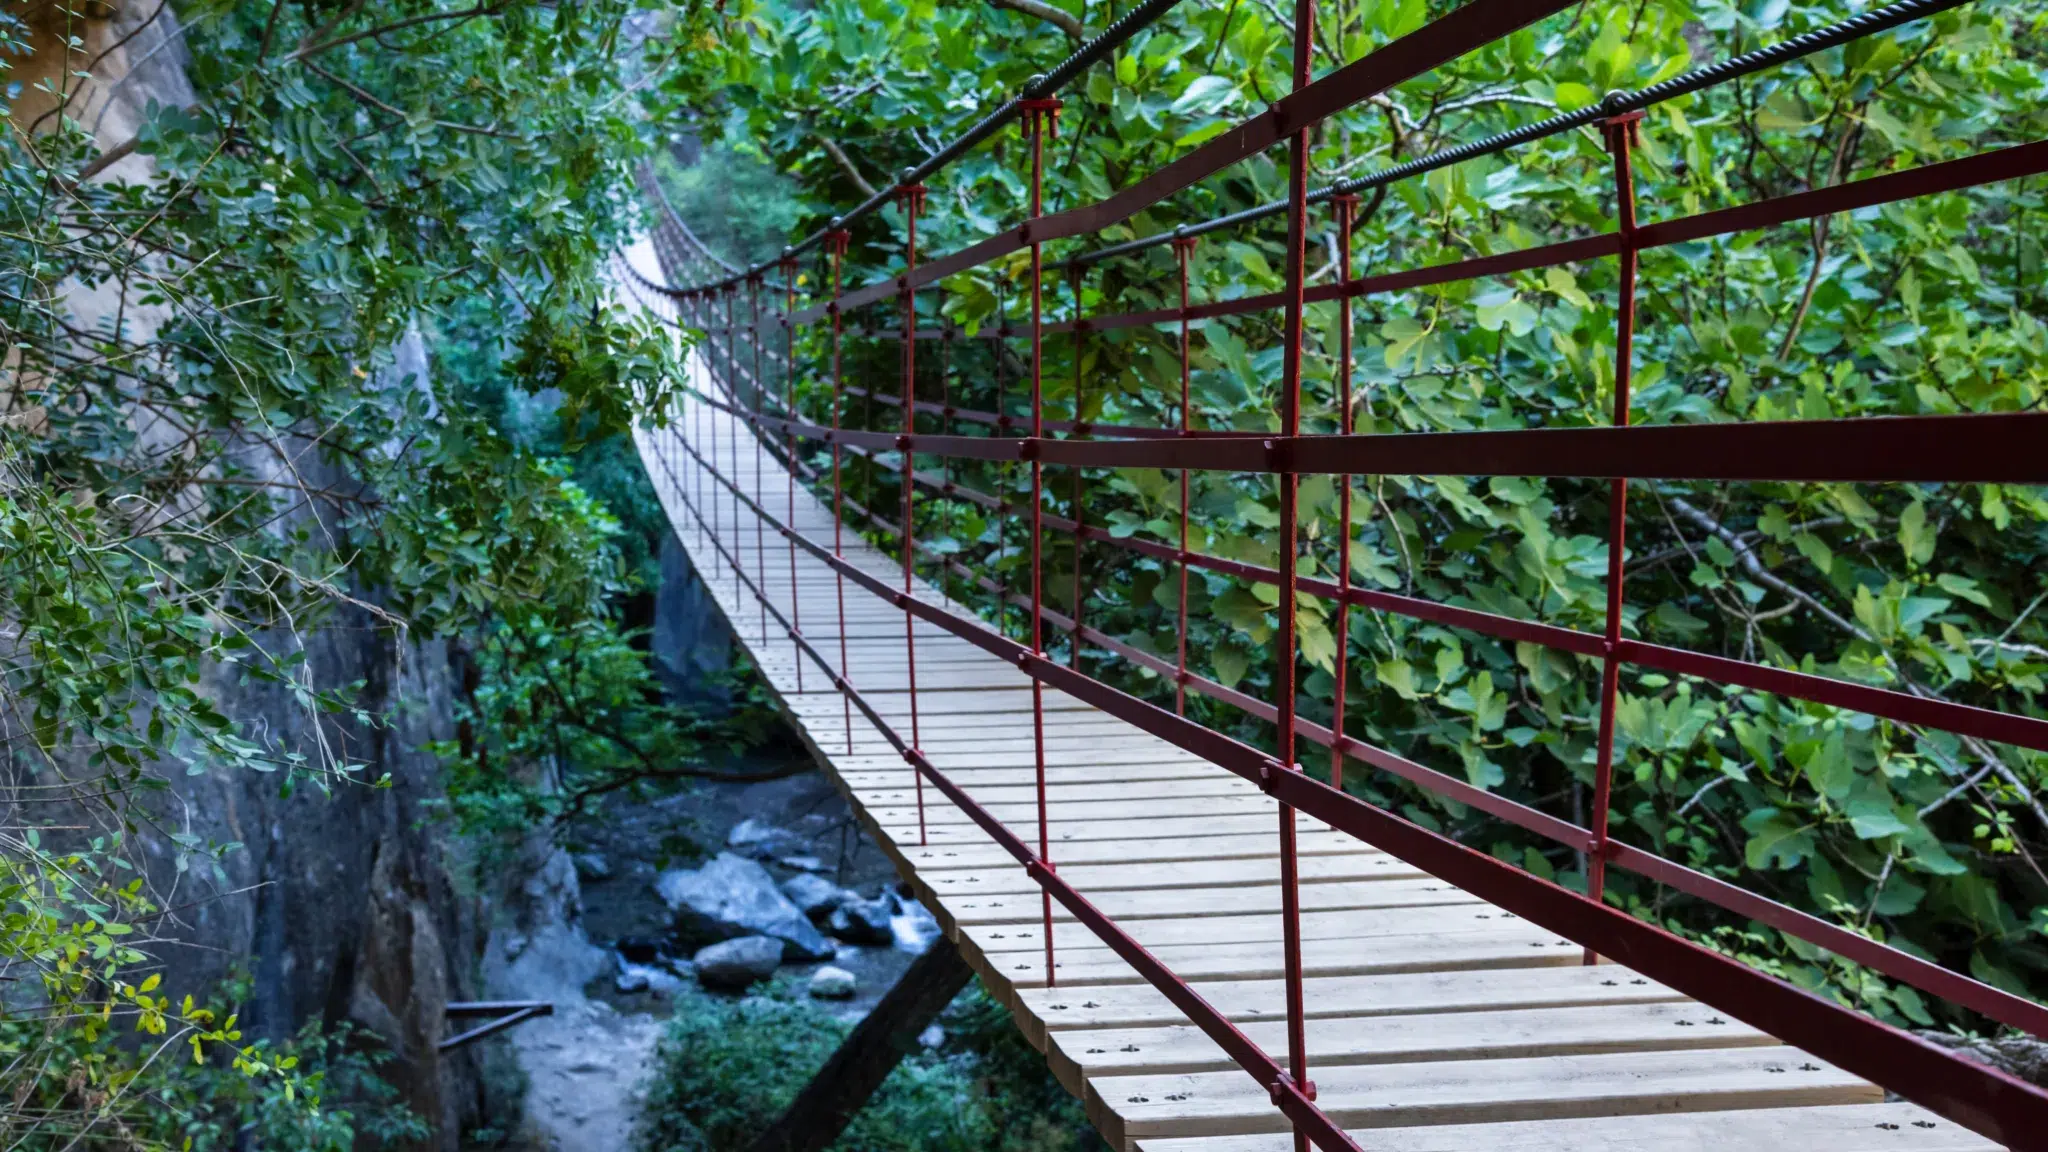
[616,0,2048,1145]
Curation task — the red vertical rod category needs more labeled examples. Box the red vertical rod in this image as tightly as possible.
[1330,194,1357,792]
[1068,268,1086,671]
[996,284,1012,641]
[898,179,930,845]
[940,295,955,609]
[1172,232,1196,717]
[1022,95,1062,987]
[1276,0,1316,1140]
[729,280,745,582]
[1586,110,1645,963]
[686,292,701,550]
[828,231,855,755]
[750,274,769,643]
[783,255,804,692]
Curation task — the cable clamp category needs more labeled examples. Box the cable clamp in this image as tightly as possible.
[1017,438,1040,461]
[895,434,913,451]
[1019,97,1063,138]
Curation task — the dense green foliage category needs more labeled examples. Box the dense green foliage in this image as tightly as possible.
[0,0,732,1143]
[635,978,1104,1152]
[675,0,2048,1032]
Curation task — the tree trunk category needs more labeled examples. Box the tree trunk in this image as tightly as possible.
[745,940,975,1152]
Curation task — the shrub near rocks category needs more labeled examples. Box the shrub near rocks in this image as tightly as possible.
[634,980,1104,1152]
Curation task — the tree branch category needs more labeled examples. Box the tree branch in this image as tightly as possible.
[985,0,1083,40]
[282,2,506,62]
[814,134,878,199]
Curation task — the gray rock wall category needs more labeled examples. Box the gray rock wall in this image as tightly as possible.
[653,530,736,712]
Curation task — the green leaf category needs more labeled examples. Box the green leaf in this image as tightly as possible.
[1375,659,1420,700]
[1211,645,1249,689]
[1170,75,1236,116]
[1544,266,1593,308]
[1742,808,1815,871]
[1897,500,1934,566]
[1651,602,1708,636]
[1553,82,1597,112]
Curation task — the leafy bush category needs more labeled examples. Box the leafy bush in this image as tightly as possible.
[0,1007,423,1152]
[635,977,1104,1152]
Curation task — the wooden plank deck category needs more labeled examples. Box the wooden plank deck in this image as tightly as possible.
[633,367,1996,1152]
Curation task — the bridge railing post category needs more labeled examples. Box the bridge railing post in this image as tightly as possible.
[1171,231,1197,718]
[782,252,805,693]
[750,273,770,645]
[1022,91,1062,988]
[1276,0,1316,1143]
[828,229,854,755]
[1329,193,1357,793]
[1068,264,1087,673]
[1585,106,1645,963]
[897,176,931,845]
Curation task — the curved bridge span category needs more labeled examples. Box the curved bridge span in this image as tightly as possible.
[616,259,2012,1149]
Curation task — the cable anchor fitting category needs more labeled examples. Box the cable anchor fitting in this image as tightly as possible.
[1019,96,1063,139]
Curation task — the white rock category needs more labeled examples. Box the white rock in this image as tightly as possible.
[807,965,857,999]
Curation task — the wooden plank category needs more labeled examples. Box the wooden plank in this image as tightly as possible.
[939,878,1478,927]
[895,833,1382,873]
[1130,1104,1996,1152]
[916,853,1422,899]
[869,813,1327,846]
[1013,965,1683,1048]
[837,763,1225,788]
[845,775,1254,809]
[1087,1046,1880,1148]
[960,904,1546,965]
[1045,1001,1772,1089]
[864,793,1281,828]
[986,929,1582,992]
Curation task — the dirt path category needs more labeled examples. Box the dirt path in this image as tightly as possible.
[505,993,665,1149]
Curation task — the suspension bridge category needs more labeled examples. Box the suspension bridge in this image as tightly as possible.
[610,0,2048,1145]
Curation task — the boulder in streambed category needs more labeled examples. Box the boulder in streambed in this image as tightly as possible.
[655,852,835,960]
[828,891,897,946]
[726,818,806,860]
[780,872,847,920]
[693,936,784,989]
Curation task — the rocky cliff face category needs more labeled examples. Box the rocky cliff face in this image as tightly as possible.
[155,625,489,1148]
[5,11,489,1144]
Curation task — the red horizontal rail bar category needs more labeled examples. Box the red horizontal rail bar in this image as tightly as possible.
[699,388,2048,484]
[672,410,2048,1146]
